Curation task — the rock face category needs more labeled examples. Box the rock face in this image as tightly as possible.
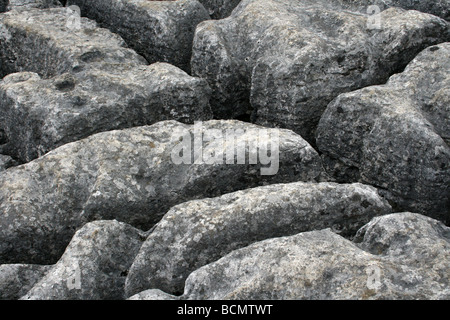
[67,0,210,72]
[356,0,450,21]
[125,182,391,296]
[198,0,242,19]
[191,0,450,143]
[0,120,323,264]
[136,213,448,300]
[21,220,144,300]
[6,0,61,10]
[0,0,8,12]
[0,154,16,171]
[0,8,211,163]
[316,43,450,224]
[0,264,51,300]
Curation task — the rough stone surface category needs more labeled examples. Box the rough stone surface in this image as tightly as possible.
[0,154,16,171]
[316,42,450,224]
[0,120,323,264]
[67,0,210,72]
[6,0,61,11]
[0,0,8,12]
[191,0,450,143]
[125,182,391,296]
[350,0,450,21]
[198,0,241,19]
[128,289,178,301]
[21,220,144,300]
[140,213,449,300]
[0,264,51,300]
[0,8,212,163]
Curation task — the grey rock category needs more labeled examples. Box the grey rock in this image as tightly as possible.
[128,289,179,301]
[67,0,210,72]
[316,42,450,223]
[6,0,61,11]
[0,120,323,264]
[198,0,241,19]
[0,264,51,299]
[125,182,391,296]
[0,154,16,171]
[0,8,212,163]
[148,213,448,300]
[349,0,450,21]
[21,220,144,300]
[191,0,450,144]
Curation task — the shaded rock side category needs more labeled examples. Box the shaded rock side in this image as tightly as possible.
[316,42,450,223]
[6,0,62,11]
[21,220,144,300]
[125,182,391,296]
[198,0,242,19]
[0,120,323,264]
[191,0,450,143]
[0,264,51,300]
[133,213,449,300]
[0,8,212,163]
[67,0,210,72]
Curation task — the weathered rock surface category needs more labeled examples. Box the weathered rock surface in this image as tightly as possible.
[0,264,51,299]
[125,182,391,296]
[316,42,450,224]
[0,120,323,264]
[198,0,241,19]
[0,8,212,163]
[67,0,210,72]
[348,0,450,21]
[21,220,144,300]
[128,289,178,301]
[136,213,449,300]
[6,0,61,11]
[191,0,450,143]
[0,154,16,171]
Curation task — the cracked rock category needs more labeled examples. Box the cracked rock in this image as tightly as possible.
[67,0,210,72]
[132,213,449,300]
[191,0,450,143]
[21,220,144,300]
[198,0,242,19]
[0,120,323,264]
[316,42,450,224]
[0,8,212,163]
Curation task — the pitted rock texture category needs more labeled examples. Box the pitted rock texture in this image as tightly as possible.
[0,8,212,163]
[21,220,144,300]
[198,0,241,19]
[132,213,449,300]
[191,0,450,143]
[6,0,61,11]
[0,120,323,265]
[316,42,450,224]
[0,264,52,299]
[67,0,210,72]
[125,182,391,296]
